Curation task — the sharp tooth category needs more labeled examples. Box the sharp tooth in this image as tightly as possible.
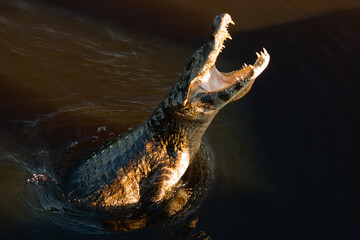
[256,52,260,58]
[230,20,235,25]
[227,34,232,40]
[242,63,247,68]
[236,77,239,80]
[262,48,268,55]
[241,76,244,80]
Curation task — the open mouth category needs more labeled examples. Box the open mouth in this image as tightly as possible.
[188,14,270,100]
[196,48,269,93]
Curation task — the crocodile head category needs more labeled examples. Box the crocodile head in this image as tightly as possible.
[168,13,270,118]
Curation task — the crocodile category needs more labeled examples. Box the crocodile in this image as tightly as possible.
[63,13,270,208]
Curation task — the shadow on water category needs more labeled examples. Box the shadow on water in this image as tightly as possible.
[0,0,359,239]
[203,7,360,240]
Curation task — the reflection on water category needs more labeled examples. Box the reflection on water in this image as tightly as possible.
[0,0,359,239]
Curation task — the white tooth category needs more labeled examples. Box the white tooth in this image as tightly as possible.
[236,77,239,80]
[241,76,244,80]
[263,48,268,55]
[230,20,235,25]
[256,52,260,58]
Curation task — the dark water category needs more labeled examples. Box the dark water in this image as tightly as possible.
[0,0,359,239]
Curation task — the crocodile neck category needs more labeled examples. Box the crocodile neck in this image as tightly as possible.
[145,95,216,159]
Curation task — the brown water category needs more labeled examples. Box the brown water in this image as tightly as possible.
[0,0,359,239]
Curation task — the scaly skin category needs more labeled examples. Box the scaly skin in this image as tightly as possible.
[63,13,270,208]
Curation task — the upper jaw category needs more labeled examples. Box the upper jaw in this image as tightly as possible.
[205,13,234,70]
